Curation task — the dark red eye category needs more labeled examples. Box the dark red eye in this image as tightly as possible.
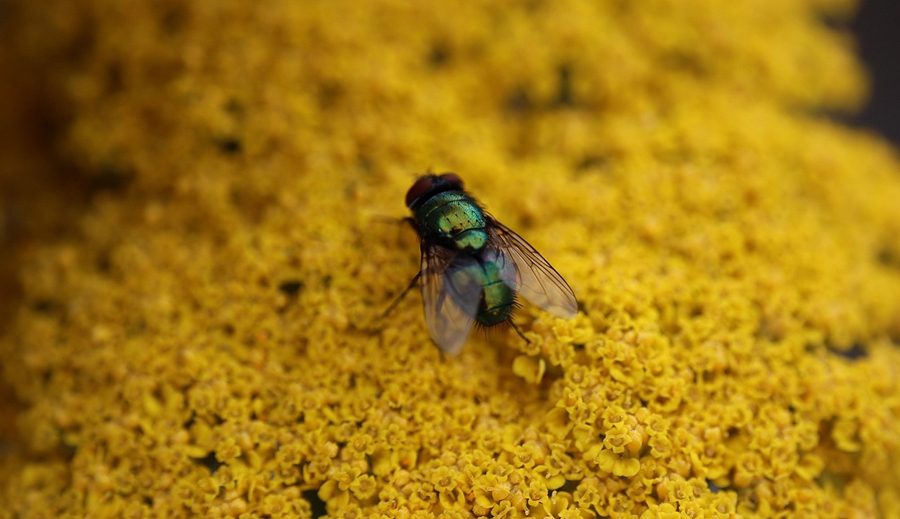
[439,173,463,186]
[406,176,434,208]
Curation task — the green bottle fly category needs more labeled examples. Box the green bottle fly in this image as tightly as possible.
[392,172,578,355]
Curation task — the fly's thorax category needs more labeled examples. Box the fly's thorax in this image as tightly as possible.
[416,191,488,252]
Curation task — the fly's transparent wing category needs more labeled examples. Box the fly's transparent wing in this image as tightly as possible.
[420,245,481,355]
[487,218,578,319]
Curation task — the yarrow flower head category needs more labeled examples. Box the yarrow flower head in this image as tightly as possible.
[1,0,899,518]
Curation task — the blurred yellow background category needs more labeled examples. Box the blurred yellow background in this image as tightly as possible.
[1,0,899,517]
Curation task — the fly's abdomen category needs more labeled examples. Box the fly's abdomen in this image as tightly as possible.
[475,260,515,328]
[417,192,488,252]
[443,257,515,328]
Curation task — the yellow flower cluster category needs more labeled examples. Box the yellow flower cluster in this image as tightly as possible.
[2,0,900,518]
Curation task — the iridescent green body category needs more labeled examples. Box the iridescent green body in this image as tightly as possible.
[399,172,578,353]
[445,259,516,327]
[414,191,488,252]
[414,190,515,327]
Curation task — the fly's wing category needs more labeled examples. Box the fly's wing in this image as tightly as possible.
[487,218,578,319]
[420,245,481,355]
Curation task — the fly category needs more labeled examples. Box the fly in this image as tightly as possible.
[387,172,577,354]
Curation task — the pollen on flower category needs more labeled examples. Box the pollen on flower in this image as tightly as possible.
[1,0,900,517]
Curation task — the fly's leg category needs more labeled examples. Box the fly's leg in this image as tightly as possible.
[509,321,531,344]
[357,270,419,335]
[382,272,421,319]
[373,216,417,248]
[372,215,416,229]
[380,216,419,318]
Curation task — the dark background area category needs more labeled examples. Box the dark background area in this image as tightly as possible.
[850,0,900,146]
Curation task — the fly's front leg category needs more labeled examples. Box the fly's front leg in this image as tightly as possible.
[372,215,416,228]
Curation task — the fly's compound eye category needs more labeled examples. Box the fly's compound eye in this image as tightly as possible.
[439,173,464,186]
[406,176,435,208]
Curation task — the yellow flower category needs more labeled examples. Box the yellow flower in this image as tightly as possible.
[832,418,862,452]
[319,479,351,509]
[602,422,644,455]
[640,503,680,519]
[512,355,546,384]
[732,451,764,488]
[215,437,242,464]
[588,448,641,478]
[336,465,363,492]
[275,442,304,469]
[409,481,438,508]
[795,453,825,481]
[544,407,573,442]
[491,500,516,519]
[262,493,288,517]
[439,488,467,511]
[573,477,601,509]
[350,474,378,500]
[430,466,458,493]
[707,492,737,519]
[526,479,550,509]
[625,478,652,501]
[348,431,376,458]
[2,1,899,519]
[648,435,674,459]
[197,475,220,502]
